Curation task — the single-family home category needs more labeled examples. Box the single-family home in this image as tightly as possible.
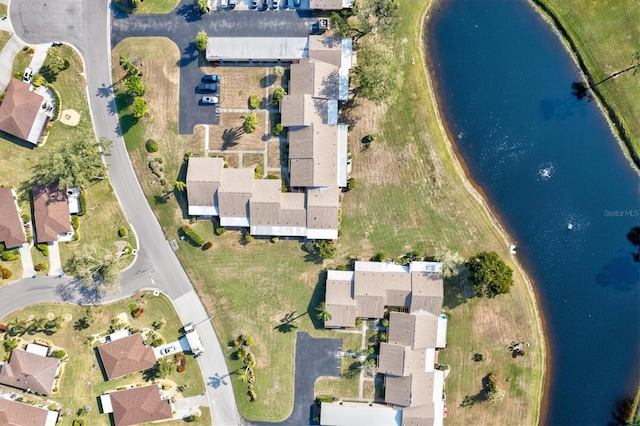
[0,78,49,144]
[32,184,73,243]
[0,398,59,426]
[0,187,26,249]
[100,385,172,426]
[0,349,60,395]
[97,333,156,380]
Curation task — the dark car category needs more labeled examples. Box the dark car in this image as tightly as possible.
[199,83,219,92]
[202,74,221,83]
[251,0,258,7]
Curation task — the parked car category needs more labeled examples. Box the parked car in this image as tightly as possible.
[293,0,300,6]
[202,96,219,104]
[272,0,278,9]
[202,74,221,83]
[229,0,237,8]
[22,67,33,83]
[161,346,177,355]
[199,83,219,92]
[283,0,291,8]
[220,0,228,9]
[251,0,258,8]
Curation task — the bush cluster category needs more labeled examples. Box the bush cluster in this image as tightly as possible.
[36,243,49,257]
[181,225,205,246]
[78,192,87,216]
[1,250,20,262]
[1,267,12,280]
[71,215,79,230]
[149,157,164,179]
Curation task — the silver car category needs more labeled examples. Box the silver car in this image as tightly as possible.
[202,96,219,104]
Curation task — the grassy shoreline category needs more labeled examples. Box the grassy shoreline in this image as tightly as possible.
[530,0,640,170]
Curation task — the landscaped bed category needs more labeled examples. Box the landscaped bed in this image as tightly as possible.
[0,293,208,425]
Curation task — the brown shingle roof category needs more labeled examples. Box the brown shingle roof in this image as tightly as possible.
[378,343,427,376]
[186,157,224,208]
[249,179,282,226]
[0,349,59,395]
[309,0,345,10]
[306,186,339,231]
[0,79,46,143]
[401,404,437,426]
[97,334,156,380]
[32,184,71,243]
[385,372,434,407]
[218,168,254,219]
[325,272,357,328]
[0,187,26,248]
[109,385,172,426]
[409,271,444,314]
[0,398,57,425]
[290,59,340,99]
[308,36,343,68]
[387,312,439,350]
[280,193,307,227]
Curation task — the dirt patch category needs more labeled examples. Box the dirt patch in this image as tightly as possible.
[267,140,283,169]
[59,109,80,126]
[242,153,263,169]
[63,313,72,322]
[200,66,267,109]
[208,113,266,152]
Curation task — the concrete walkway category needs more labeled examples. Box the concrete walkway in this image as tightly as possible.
[27,44,50,73]
[173,394,209,419]
[47,241,63,277]
[18,243,36,279]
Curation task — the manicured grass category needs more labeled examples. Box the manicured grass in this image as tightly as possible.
[0,31,10,52]
[0,293,206,426]
[0,46,134,280]
[11,48,31,79]
[0,4,7,16]
[315,332,363,400]
[534,0,640,166]
[115,0,179,14]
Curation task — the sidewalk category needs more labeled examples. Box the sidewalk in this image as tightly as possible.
[28,44,50,74]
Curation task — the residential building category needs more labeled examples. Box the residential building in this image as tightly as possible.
[0,78,49,144]
[97,334,157,380]
[32,184,73,243]
[0,187,26,249]
[309,0,353,10]
[186,157,225,216]
[0,398,59,426]
[100,385,172,426]
[0,349,60,395]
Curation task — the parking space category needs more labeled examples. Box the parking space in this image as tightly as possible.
[153,340,185,359]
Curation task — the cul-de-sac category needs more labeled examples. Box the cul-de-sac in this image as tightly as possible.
[0,0,639,425]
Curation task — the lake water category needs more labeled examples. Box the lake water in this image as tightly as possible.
[427,1,640,424]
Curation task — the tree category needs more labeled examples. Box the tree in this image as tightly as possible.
[353,42,403,105]
[271,87,286,105]
[467,251,513,298]
[272,123,284,136]
[132,97,149,118]
[331,11,353,38]
[196,0,210,13]
[148,357,172,380]
[243,112,257,133]
[435,249,465,278]
[315,301,332,322]
[316,240,336,260]
[249,94,261,109]
[9,318,27,335]
[274,66,285,77]
[33,136,111,188]
[174,181,186,191]
[195,30,208,52]
[119,55,138,75]
[46,48,68,74]
[351,0,400,38]
[66,246,123,294]
[124,75,145,97]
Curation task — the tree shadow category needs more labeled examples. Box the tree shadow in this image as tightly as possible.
[274,311,307,333]
[0,130,37,150]
[221,126,244,150]
[174,160,189,219]
[301,241,322,264]
[595,253,640,292]
[443,270,474,309]
[260,74,274,88]
[110,0,131,20]
[176,2,202,22]
[180,44,199,67]
[55,277,104,305]
[97,83,114,98]
[39,65,58,84]
[306,270,327,330]
[607,394,639,426]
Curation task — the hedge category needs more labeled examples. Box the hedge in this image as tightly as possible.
[214,227,226,236]
[78,192,86,216]
[181,225,205,246]
[1,250,20,261]
[71,215,79,230]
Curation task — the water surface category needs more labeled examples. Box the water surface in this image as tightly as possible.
[428,1,640,424]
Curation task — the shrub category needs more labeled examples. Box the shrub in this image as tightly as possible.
[267,174,279,180]
[151,337,165,347]
[274,66,285,77]
[1,251,20,262]
[214,227,226,236]
[36,243,49,256]
[51,349,66,359]
[254,164,263,179]
[71,215,79,230]
[243,112,257,133]
[379,331,387,342]
[73,231,80,241]
[271,86,286,106]
[249,94,260,109]
[371,252,387,262]
[1,267,12,280]
[72,420,86,426]
[380,318,389,328]
[123,245,133,255]
[241,232,254,245]
[347,177,356,191]
[78,192,86,216]
[0,242,4,253]
[32,74,45,87]
[364,133,377,144]
[118,227,128,237]
[248,389,258,402]
[182,225,205,246]
[195,30,208,52]
[241,334,254,346]
[3,338,18,352]
[177,364,185,373]
[202,241,213,250]
[473,352,485,362]
[145,139,159,153]
[20,213,30,223]
[272,122,284,136]
[132,307,144,318]
[270,237,279,244]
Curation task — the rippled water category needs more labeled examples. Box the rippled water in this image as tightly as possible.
[427,1,640,424]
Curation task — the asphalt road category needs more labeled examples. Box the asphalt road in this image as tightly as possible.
[110,0,317,133]
[7,1,240,424]
[250,332,341,426]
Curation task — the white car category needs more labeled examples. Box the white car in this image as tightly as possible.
[202,96,219,104]
[23,67,33,83]
[161,346,177,355]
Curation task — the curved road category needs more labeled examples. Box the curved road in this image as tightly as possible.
[6,0,240,424]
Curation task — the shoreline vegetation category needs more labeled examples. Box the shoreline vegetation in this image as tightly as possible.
[530,0,640,171]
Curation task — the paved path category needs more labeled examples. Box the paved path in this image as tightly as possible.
[7,0,240,424]
[18,243,35,278]
[0,34,24,91]
[27,44,49,73]
[47,241,63,276]
[250,332,341,426]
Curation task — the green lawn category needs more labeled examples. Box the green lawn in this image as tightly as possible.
[0,30,10,52]
[0,293,206,426]
[115,0,179,14]
[534,0,640,166]
[11,47,31,79]
[113,2,545,420]
[0,45,135,283]
[0,4,6,16]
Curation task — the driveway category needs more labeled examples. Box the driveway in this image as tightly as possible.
[250,332,341,426]
[110,1,317,133]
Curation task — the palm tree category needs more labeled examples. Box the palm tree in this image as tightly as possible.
[595,51,640,86]
[237,367,250,383]
[315,302,332,322]
[9,318,27,335]
[174,181,186,192]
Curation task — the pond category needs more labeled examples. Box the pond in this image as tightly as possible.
[427,1,640,424]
